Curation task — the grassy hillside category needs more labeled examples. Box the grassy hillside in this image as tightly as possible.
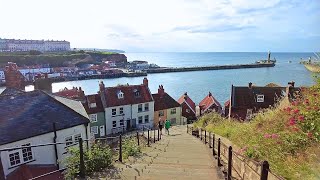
[0,51,126,67]
[194,80,320,180]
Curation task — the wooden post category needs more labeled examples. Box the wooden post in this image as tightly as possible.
[212,134,216,156]
[154,129,156,143]
[200,129,202,140]
[79,138,85,178]
[204,130,207,144]
[158,129,160,141]
[147,130,150,146]
[119,135,122,162]
[260,161,269,180]
[217,138,221,166]
[209,132,212,148]
[187,125,188,133]
[137,131,140,146]
[228,146,232,180]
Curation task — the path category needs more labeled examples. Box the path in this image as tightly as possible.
[93,125,223,180]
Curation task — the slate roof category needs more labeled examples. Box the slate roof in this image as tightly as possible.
[152,93,180,111]
[177,92,196,113]
[199,92,222,111]
[82,94,104,114]
[231,86,286,108]
[0,87,25,96]
[0,90,90,146]
[102,85,153,108]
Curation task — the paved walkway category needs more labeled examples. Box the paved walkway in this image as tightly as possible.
[93,125,223,180]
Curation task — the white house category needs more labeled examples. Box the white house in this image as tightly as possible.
[0,89,90,179]
[98,78,155,135]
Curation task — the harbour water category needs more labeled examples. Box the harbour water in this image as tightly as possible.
[0,52,316,104]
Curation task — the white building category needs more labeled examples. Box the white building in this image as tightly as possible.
[0,90,90,179]
[0,38,70,52]
[0,70,4,82]
[98,78,155,135]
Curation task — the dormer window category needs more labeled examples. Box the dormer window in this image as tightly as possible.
[134,89,140,97]
[118,90,124,99]
[89,103,96,108]
[257,95,264,103]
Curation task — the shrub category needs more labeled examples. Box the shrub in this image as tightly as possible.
[122,137,141,159]
[63,143,112,179]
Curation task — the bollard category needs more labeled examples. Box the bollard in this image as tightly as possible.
[205,130,207,144]
[148,130,150,146]
[212,134,216,156]
[227,146,232,180]
[154,129,156,143]
[119,135,122,162]
[217,138,221,166]
[137,131,140,146]
[158,129,160,141]
[79,138,85,178]
[260,161,270,180]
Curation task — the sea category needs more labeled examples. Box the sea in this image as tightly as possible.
[0,52,316,104]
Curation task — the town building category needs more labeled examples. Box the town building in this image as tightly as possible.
[152,85,184,127]
[53,87,85,101]
[82,94,106,138]
[225,82,300,120]
[0,89,90,179]
[199,92,222,116]
[98,78,154,135]
[4,62,25,90]
[0,38,70,52]
[177,92,196,122]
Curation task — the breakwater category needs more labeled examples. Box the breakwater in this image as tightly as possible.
[145,63,275,74]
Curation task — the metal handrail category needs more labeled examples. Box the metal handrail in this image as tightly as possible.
[29,167,67,180]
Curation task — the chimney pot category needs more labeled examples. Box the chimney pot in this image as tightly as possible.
[143,77,148,87]
[249,82,253,88]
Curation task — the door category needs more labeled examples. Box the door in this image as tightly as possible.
[99,125,105,137]
[126,120,131,130]
[132,118,136,128]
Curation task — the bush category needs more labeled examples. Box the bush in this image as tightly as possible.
[122,137,141,159]
[63,143,112,179]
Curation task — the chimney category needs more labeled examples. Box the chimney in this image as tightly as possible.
[143,77,148,87]
[208,92,212,97]
[78,87,85,101]
[248,82,253,89]
[288,81,295,87]
[158,85,165,97]
[286,81,295,100]
[99,81,105,92]
[184,92,188,100]
[99,81,107,108]
[4,62,25,90]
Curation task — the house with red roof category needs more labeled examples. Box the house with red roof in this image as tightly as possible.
[199,92,222,116]
[152,85,183,127]
[177,92,196,122]
[53,87,85,101]
[99,78,154,135]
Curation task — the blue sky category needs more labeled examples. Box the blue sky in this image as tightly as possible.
[0,0,319,52]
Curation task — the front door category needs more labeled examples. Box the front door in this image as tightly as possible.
[126,120,131,130]
[99,125,105,137]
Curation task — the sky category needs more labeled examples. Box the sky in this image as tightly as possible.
[0,0,319,52]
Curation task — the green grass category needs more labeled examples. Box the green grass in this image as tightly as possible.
[194,82,320,180]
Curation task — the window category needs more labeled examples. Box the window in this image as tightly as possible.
[144,103,149,111]
[22,143,33,162]
[144,115,149,123]
[74,134,82,142]
[9,151,21,166]
[257,95,264,103]
[113,121,117,128]
[120,119,124,126]
[65,136,73,146]
[91,126,98,135]
[246,109,253,120]
[159,110,164,117]
[186,109,190,113]
[89,114,97,122]
[171,118,176,124]
[138,116,143,124]
[171,108,176,114]
[120,107,124,114]
[118,91,124,99]
[134,89,140,97]
[138,104,143,112]
[112,108,116,116]
[89,103,96,108]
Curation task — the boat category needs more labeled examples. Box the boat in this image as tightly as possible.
[256,51,276,64]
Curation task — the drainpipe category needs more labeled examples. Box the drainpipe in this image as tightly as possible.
[53,123,59,169]
[131,104,133,129]
[85,123,89,150]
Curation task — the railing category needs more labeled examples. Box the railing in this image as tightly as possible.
[186,125,285,180]
[0,127,163,180]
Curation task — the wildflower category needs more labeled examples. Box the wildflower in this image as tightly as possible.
[291,101,299,106]
[298,115,305,121]
[307,132,313,138]
[276,141,282,144]
[314,107,319,111]
[292,127,299,132]
[313,93,318,97]
[271,134,279,139]
[307,107,312,110]
[292,109,300,114]
[289,118,296,125]
[264,134,271,138]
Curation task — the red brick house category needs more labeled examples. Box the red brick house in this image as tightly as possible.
[177,92,196,121]
[226,82,300,120]
[199,92,222,116]
[4,62,25,90]
[53,87,85,101]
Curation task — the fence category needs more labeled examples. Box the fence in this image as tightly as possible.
[0,127,163,180]
[186,125,285,180]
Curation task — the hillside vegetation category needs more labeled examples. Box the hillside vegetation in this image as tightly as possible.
[0,51,127,67]
[194,80,320,180]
